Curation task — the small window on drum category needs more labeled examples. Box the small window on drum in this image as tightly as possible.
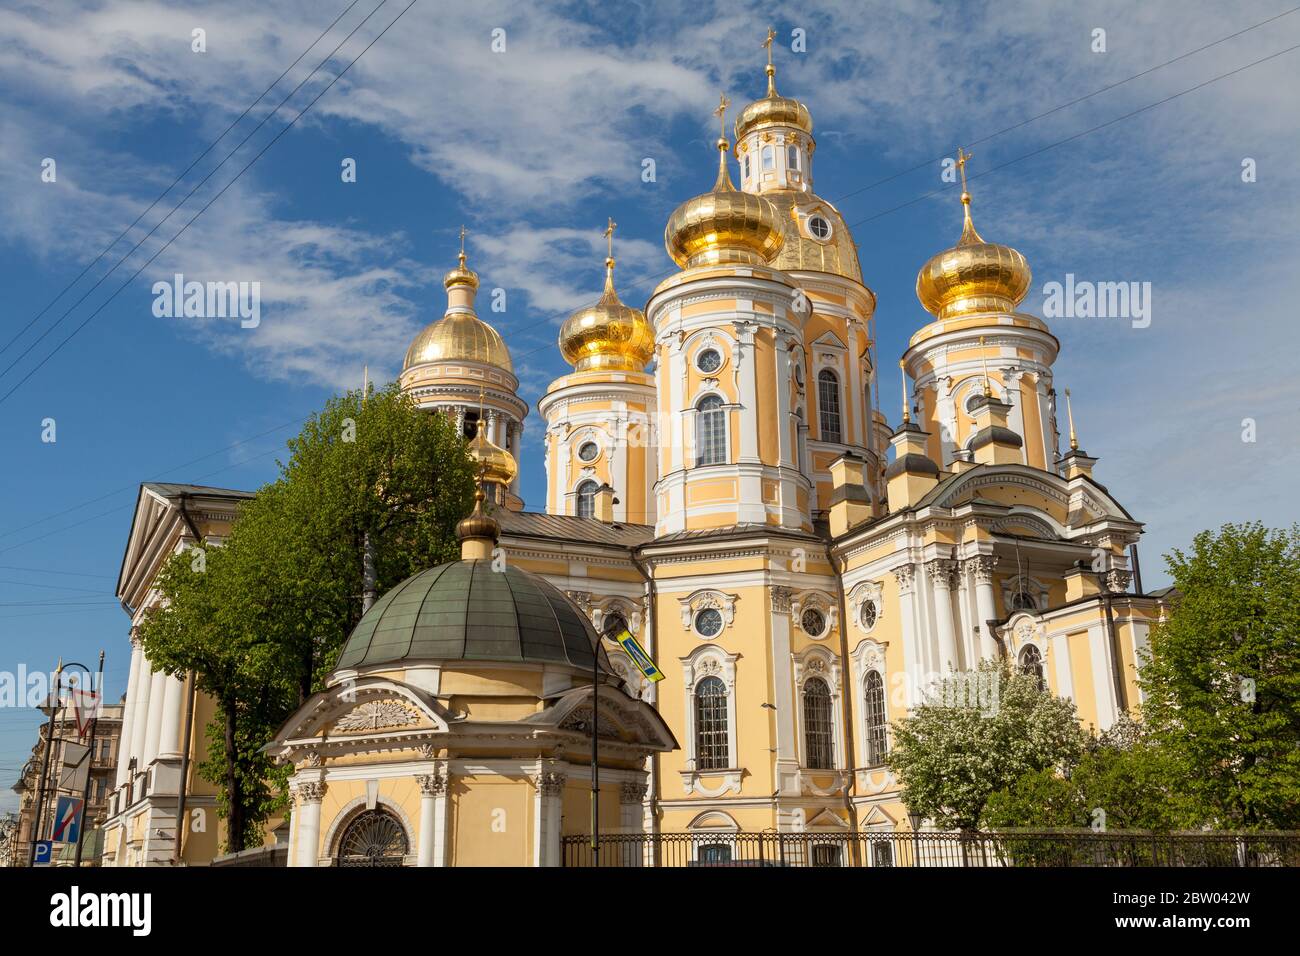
[859,600,878,631]
[787,145,800,171]
[575,480,598,518]
[577,440,599,463]
[807,215,832,241]
[800,607,827,638]
[695,347,722,373]
[742,154,751,179]
[694,607,724,638]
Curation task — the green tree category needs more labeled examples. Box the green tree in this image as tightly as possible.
[140,383,475,851]
[137,545,295,852]
[887,660,1086,831]
[1139,522,1300,829]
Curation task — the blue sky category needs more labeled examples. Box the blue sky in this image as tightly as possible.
[2,0,1298,808]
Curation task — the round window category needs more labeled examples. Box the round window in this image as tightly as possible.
[801,607,827,637]
[577,441,599,462]
[696,348,722,373]
[807,215,832,241]
[694,607,724,637]
[603,612,628,638]
[860,601,878,631]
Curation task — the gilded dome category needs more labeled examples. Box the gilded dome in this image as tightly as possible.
[764,191,863,282]
[468,418,517,487]
[734,65,813,141]
[558,256,654,372]
[404,250,513,373]
[916,192,1032,320]
[665,137,785,269]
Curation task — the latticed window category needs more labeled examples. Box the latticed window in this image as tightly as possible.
[575,480,598,518]
[818,370,842,443]
[803,677,834,769]
[694,676,729,770]
[335,808,409,867]
[696,395,727,466]
[1020,644,1045,690]
[812,844,842,867]
[864,670,888,766]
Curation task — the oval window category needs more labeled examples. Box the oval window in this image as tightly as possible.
[801,607,827,637]
[808,215,832,241]
[695,607,724,637]
[577,441,599,462]
[696,348,722,373]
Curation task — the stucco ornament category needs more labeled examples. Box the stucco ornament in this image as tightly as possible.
[333,699,421,733]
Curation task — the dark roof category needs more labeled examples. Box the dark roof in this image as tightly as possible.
[884,453,940,479]
[334,560,611,673]
[969,425,1024,451]
[497,510,653,548]
[142,482,254,500]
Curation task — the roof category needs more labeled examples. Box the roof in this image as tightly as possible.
[141,482,255,501]
[334,560,612,674]
[497,510,653,548]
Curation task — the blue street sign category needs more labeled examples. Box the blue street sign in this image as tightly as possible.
[33,840,54,865]
[52,796,83,844]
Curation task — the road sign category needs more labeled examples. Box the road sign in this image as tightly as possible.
[52,796,83,844]
[33,840,54,865]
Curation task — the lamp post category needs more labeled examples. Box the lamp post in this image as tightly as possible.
[29,658,96,867]
[74,651,106,867]
[907,809,924,868]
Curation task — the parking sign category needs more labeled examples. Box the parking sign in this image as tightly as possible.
[33,840,53,865]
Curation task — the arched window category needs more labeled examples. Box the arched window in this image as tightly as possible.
[335,808,409,867]
[742,154,750,179]
[696,394,727,466]
[802,677,834,769]
[864,671,888,766]
[787,145,800,170]
[761,145,774,170]
[575,479,598,518]
[695,676,729,770]
[1019,645,1045,690]
[818,369,843,444]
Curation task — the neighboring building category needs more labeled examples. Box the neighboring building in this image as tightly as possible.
[11,702,124,866]
[98,483,281,866]
[106,40,1171,865]
[0,812,17,867]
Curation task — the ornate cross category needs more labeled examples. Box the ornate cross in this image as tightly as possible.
[714,92,730,140]
[604,217,616,259]
[956,147,972,194]
[763,27,776,64]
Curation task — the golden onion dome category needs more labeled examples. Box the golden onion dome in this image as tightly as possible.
[558,248,654,372]
[468,418,517,487]
[764,192,863,282]
[916,154,1031,319]
[404,312,513,372]
[403,251,513,373]
[665,129,785,269]
[734,63,813,141]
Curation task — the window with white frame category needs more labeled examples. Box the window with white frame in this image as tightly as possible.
[741,154,751,180]
[802,676,835,769]
[818,369,843,443]
[694,676,729,770]
[575,479,598,518]
[864,670,888,766]
[787,145,800,170]
[696,394,727,466]
[762,145,774,169]
[1019,644,1045,690]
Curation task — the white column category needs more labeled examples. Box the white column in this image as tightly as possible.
[142,668,167,767]
[928,560,960,673]
[157,675,184,759]
[736,322,760,463]
[292,781,325,867]
[416,768,448,867]
[770,588,798,797]
[116,639,144,787]
[619,781,647,868]
[532,765,564,867]
[128,654,153,771]
[894,564,919,709]
[968,556,999,660]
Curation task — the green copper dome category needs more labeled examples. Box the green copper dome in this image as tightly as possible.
[334,560,611,673]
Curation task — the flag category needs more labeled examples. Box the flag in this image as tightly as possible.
[608,626,664,683]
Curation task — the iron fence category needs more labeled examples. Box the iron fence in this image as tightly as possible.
[561,830,1300,867]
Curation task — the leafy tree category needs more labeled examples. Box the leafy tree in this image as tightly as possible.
[1139,522,1300,829]
[137,545,295,852]
[140,383,475,851]
[887,660,1086,831]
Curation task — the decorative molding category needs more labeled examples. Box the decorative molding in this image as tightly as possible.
[847,580,884,635]
[333,699,422,734]
[620,780,648,805]
[678,588,739,631]
[892,564,916,595]
[532,768,566,798]
[294,781,326,804]
[771,585,794,613]
[925,558,959,590]
[963,555,998,586]
[1106,569,1133,594]
[416,767,449,796]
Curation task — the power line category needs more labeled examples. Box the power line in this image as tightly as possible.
[0,0,397,387]
[843,41,1300,232]
[829,4,1300,206]
[0,0,368,360]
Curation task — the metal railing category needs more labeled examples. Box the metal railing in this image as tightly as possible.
[561,830,1300,867]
